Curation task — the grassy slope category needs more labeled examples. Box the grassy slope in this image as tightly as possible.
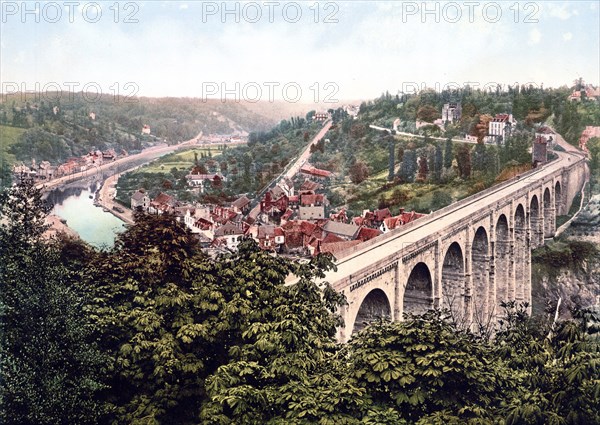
[139,148,222,173]
[0,125,26,166]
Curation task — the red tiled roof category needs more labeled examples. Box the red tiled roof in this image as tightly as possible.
[300,165,332,178]
[357,227,382,241]
[318,240,362,257]
[322,233,344,243]
[300,193,324,206]
[300,180,320,191]
[300,221,317,235]
[152,192,175,205]
[374,208,391,222]
[401,211,425,223]
[492,114,510,122]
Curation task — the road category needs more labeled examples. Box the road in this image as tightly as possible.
[37,132,203,192]
[369,124,479,144]
[95,172,135,225]
[248,120,333,219]
[285,120,333,179]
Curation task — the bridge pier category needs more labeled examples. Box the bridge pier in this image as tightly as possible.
[394,262,402,322]
[464,238,473,325]
[544,207,556,238]
[508,227,516,301]
[333,152,588,342]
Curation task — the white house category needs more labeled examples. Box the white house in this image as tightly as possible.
[488,114,516,144]
[131,189,150,211]
[185,173,226,192]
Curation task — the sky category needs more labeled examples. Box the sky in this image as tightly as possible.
[1,1,599,104]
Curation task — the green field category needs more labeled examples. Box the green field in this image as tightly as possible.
[0,125,26,166]
[135,147,222,174]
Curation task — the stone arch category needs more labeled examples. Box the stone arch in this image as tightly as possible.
[471,227,489,326]
[555,181,562,215]
[514,204,527,302]
[404,262,433,316]
[543,187,554,237]
[441,242,465,320]
[352,288,391,335]
[530,195,542,248]
[494,214,510,315]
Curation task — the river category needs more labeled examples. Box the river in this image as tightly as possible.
[45,180,125,248]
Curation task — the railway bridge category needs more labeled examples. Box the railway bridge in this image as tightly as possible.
[321,145,588,342]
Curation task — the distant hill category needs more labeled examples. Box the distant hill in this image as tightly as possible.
[0,93,295,179]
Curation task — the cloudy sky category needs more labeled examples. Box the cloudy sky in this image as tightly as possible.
[1,1,599,103]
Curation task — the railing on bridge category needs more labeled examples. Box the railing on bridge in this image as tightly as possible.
[331,151,587,262]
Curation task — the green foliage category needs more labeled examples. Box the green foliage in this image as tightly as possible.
[587,137,600,171]
[0,125,26,187]
[455,144,471,179]
[0,181,108,424]
[444,138,453,169]
[0,93,277,169]
[91,214,346,424]
[347,311,510,423]
[349,160,370,184]
[398,149,417,183]
[496,302,600,425]
[532,239,598,277]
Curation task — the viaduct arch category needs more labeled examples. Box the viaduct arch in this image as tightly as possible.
[325,147,588,343]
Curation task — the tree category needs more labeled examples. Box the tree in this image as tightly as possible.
[388,137,395,181]
[0,181,108,424]
[471,142,487,175]
[398,149,417,183]
[350,124,367,139]
[349,160,370,184]
[417,155,429,182]
[444,138,453,169]
[397,146,405,163]
[586,137,600,171]
[472,114,492,143]
[346,311,511,424]
[91,214,347,423]
[494,302,600,425]
[433,144,443,182]
[416,105,440,123]
[455,144,471,179]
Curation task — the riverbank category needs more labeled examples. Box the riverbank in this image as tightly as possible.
[95,173,135,225]
[44,214,80,240]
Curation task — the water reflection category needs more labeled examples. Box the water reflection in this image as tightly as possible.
[47,181,125,249]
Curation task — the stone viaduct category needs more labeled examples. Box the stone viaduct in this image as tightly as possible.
[318,147,588,343]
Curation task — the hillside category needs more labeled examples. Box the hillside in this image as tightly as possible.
[0,93,281,183]
[302,85,600,217]
[115,115,323,205]
[0,124,26,180]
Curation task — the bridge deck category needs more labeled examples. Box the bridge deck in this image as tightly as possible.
[321,145,586,290]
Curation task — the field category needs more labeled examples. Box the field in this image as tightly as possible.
[0,125,26,166]
[136,147,222,174]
